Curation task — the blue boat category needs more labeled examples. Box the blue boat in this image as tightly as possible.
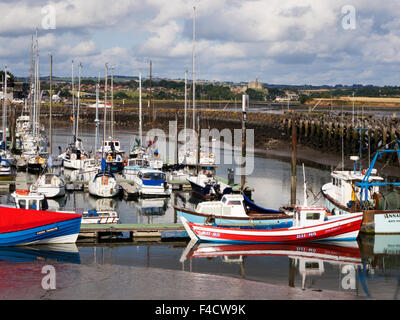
[175,194,293,226]
[0,205,82,246]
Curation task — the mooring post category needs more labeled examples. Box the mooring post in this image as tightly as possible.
[291,112,297,206]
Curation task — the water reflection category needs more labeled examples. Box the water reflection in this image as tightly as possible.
[180,240,363,291]
[0,244,81,264]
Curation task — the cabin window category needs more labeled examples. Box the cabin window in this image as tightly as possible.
[228,201,242,206]
[142,173,152,180]
[28,200,37,210]
[306,212,320,220]
[115,142,119,147]
[305,262,320,270]
[18,200,26,209]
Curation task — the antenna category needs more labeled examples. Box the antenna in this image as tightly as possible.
[302,163,308,207]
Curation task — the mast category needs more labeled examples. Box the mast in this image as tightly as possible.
[192,6,196,133]
[75,62,81,142]
[184,69,187,154]
[2,66,7,149]
[94,73,100,158]
[35,31,40,143]
[49,53,53,156]
[111,66,114,138]
[139,71,142,146]
[71,60,75,141]
[29,35,34,122]
[103,63,108,157]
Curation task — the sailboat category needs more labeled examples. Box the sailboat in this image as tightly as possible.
[178,8,215,167]
[88,64,121,198]
[100,65,126,173]
[125,71,162,178]
[88,158,121,198]
[59,62,92,170]
[30,54,66,198]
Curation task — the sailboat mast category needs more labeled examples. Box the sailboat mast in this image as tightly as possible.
[111,66,114,139]
[29,35,34,123]
[75,62,81,141]
[2,66,7,148]
[95,73,100,157]
[49,53,53,156]
[184,69,187,153]
[192,6,196,133]
[103,63,108,157]
[35,32,40,142]
[71,60,75,141]
[139,71,142,146]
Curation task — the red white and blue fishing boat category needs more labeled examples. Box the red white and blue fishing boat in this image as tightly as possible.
[181,206,363,244]
[0,205,82,246]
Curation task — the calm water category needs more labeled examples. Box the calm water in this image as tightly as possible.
[1,126,400,300]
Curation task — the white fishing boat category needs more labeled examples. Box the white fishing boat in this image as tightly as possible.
[88,171,121,198]
[132,168,171,197]
[30,173,66,198]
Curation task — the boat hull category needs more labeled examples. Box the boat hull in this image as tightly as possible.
[0,207,81,246]
[322,184,400,234]
[181,213,363,244]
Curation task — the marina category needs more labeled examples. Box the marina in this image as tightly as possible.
[3,1,400,305]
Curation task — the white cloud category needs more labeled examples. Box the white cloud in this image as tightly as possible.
[1,0,400,85]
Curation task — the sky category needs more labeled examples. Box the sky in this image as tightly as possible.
[1,0,400,86]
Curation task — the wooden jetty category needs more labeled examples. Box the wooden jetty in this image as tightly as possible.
[79,223,187,241]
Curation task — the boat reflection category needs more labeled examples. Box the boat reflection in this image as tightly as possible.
[0,244,81,264]
[180,240,363,291]
[134,198,169,216]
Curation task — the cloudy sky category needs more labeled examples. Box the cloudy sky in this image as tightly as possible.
[1,0,400,86]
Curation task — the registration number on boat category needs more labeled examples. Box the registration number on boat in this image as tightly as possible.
[296,232,316,239]
[199,231,220,238]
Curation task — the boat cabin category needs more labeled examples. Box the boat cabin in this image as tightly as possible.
[102,138,124,153]
[137,169,166,185]
[126,158,149,169]
[11,190,48,211]
[325,170,383,209]
[196,194,248,217]
[292,207,327,228]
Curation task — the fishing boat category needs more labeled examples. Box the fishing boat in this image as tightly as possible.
[321,142,400,234]
[0,194,81,246]
[88,170,121,198]
[132,168,171,197]
[181,205,363,243]
[30,173,66,198]
[187,173,232,199]
[175,194,292,225]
